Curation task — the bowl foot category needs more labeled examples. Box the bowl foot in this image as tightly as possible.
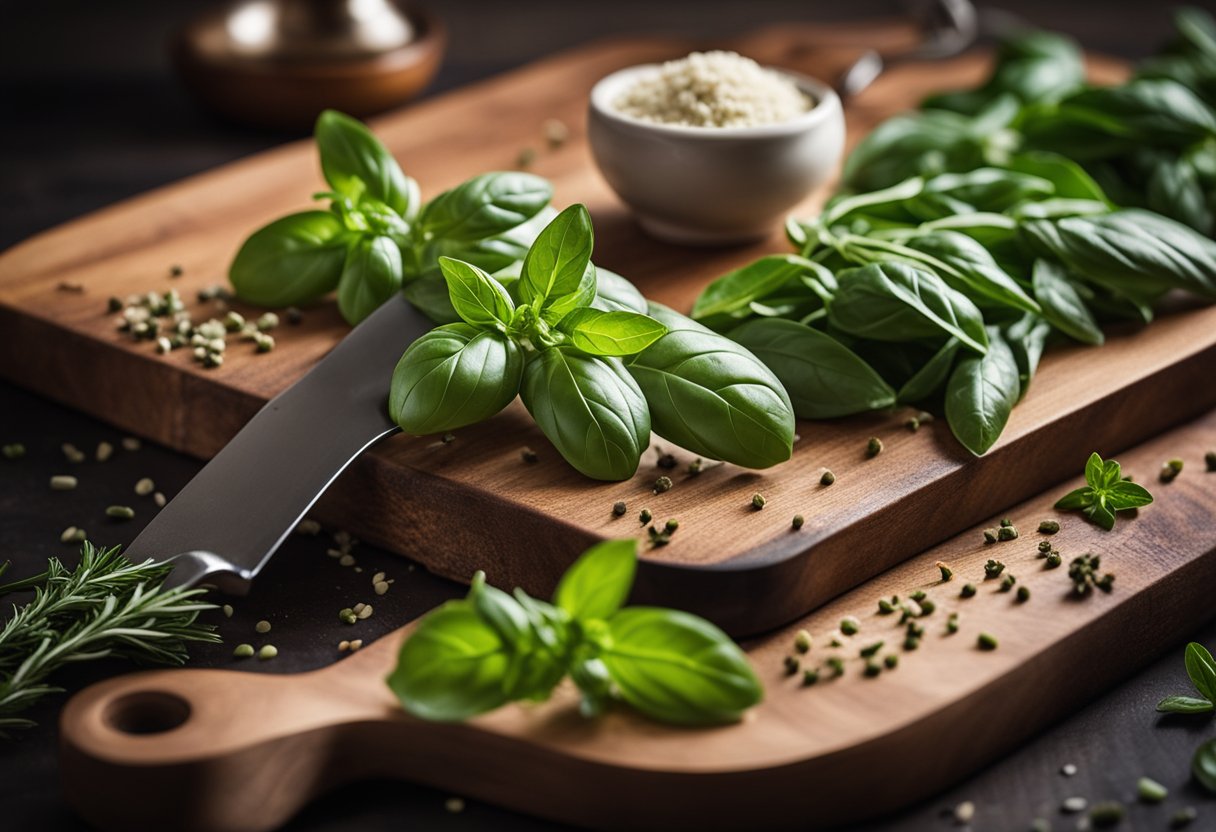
[635,214,774,247]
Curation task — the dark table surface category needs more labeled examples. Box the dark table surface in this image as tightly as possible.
[4,2,1216,830]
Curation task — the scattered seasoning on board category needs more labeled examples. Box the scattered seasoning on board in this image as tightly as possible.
[793,630,812,653]
[984,559,1006,579]
[997,524,1019,541]
[233,644,255,658]
[687,458,704,476]
[1171,807,1198,828]
[1160,458,1184,482]
[153,492,167,507]
[1137,776,1168,803]
[544,118,570,149]
[1206,451,1216,472]
[1039,520,1060,534]
[258,645,278,660]
[999,573,1016,592]
[1045,552,1062,568]
[520,447,539,464]
[791,514,805,530]
[783,655,800,676]
[639,508,652,525]
[134,477,155,496]
[296,519,322,536]
[820,470,835,486]
[960,583,977,598]
[865,437,883,458]
[936,561,953,582]
[1016,585,1030,603]
[801,668,819,686]
[222,604,234,618]
[1089,801,1125,828]
[59,526,86,544]
[612,501,627,517]
[825,656,845,677]
[983,529,997,544]
[121,437,141,452]
[946,611,959,634]
[62,443,85,463]
[751,492,766,510]
[977,632,998,651]
[95,441,113,462]
[883,654,898,669]
[840,616,860,636]
[515,147,537,169]
[653,476,673,494]
[655,451,677,470]
[878,597,896,614]
[105,505,135,521]
[862,660,881,678]
[904,417,920,432]
[255,620,271,634]
[1068,554,1114,596]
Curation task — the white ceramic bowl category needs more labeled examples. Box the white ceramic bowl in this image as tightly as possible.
[588,63,846,246]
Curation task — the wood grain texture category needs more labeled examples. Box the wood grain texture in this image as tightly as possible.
[59,411,1216,832]
[2,24,1204,635]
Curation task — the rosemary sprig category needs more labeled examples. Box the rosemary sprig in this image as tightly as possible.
[0,542,219,733]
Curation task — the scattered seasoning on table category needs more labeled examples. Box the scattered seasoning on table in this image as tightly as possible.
[57,281,85,293]
[59,526,86,544]
[977,632,998,651]
[520,447,538,464]
[953,801,975,824]
[222,604,234,618]
[444,798,465,814]
[94,441,113,462]
[1061,796,1087,813]
[62,443,85,463]
[862,660,881,678]
[820,469,835,486]
[134,477,155,496]
[1171,807,1198,828]
[1045,552,1062,569]
[997,524,1019,541]
[153,491,167,507]
[883,654,898,669]
[936,561,953,582]
[840,616,860,636]
[1038,540,1054,556]
[255,620,271,634]
[654,476,673,494]
[859,641,883,658]
[544,118,570,149]
[1160,458,1184,483]
[1137,776,1168,803]
[801,668,819,686]
[1068,553,1114,595]
[638,508,652,525]
[285,306,303,325]
[257,645,278,660]
[1039,520,1060,534]
[984,559,1006,579]
[999,573,1016,593]
[946,611,959,634]
[1060,763,1077,777]
[904,416,920,432]
[1029,818,1050,832]
[233,644,254,658]
[296,519,322,535]
[121,437,141,452]
[515,146,537,169]
[865,437,883,458]
[2,442,26,459]
[647,525,672,548]
[793,629,812,653]
[686,458,703,475]
[105,505,135,521]
[918,598,936,615]
[339,608,358,625]
[783,655,800,676]
[791,514,804,530]
[825,656,845,677]
[1205,451,1216,472]
[960,583,977,598]
[1016,585,1030,603]
[751,492,766,510]
[169,264,184,278]
[983,528,997,544]
[878,597,896,614]
[1089,801,1125,827]
[655,451,677,470]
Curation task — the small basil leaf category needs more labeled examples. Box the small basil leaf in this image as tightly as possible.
[898,338,961,403]
[944,326,1020,455]
[1085,452,1105,488]
[469,575,566,702]
[229,211,348,306]
[591,267,648,314]
[829,263,989,355]
[553,538,637,622]
[1194,738,1216,794]
[1186,642,1216,702]
[520,347,649,481]
[1003,150,1110,202]
[387,599,511,721]
[315,109,417,216]
[438,257,515,330]
[336,235,403,325]
[420,172,553,243]
[520,204,595,313]
[1100,458,1123,490]
[1083,500,1116,531]
[601,607,762,726]
[1054,486,1094,510]
[627,304,795,469]
[558,309,667,357]
[1156,695,1215,714]
[1105,481,1154,510]
[902,230,1041,315]
[730,318,896,419]
[389,324,523,435]
[691,254,819,322]
[1032,259,1104,345]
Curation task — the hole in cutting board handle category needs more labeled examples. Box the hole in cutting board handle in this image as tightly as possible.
[103,691,192,735]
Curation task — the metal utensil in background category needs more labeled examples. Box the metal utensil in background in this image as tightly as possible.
[138,294,432,593]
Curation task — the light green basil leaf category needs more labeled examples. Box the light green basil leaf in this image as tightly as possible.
[469,574,566,701]
[829,262,989,354]
[387,599,511,721]
[944,326,1020,454]
[420,172,553,242]
[1105,481,1154,510]
[438,257,515,330]
[902,230,1041,315]
[1186,642,1216,702]
[570,658,613,718]
[336,235,403,325]
[1003,150,1111,202]
[553,539,637,622]
[627,304,794,469]
[229,211,348,306]
[897,338,960,403]
[1084,451,1105,487]
[389,324,523,435]
[1060,79,1216,147]
[520,204,595,316]
[315,109,418,217]
[520,347,649,481]
[842,110,988,193]
[1031,259,1103,345]
[1156,695,1215,714]
[1054,486,1094,510]
[691,254,822,322]
[729,318,896,419]
[911,168,1055,219]
[601,607,762,726]
[558,308,667,356]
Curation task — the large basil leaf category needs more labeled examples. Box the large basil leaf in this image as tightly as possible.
[557,308,667,357]
[1055,79,1216,147]
[553,539,637,622]
[1003,151,1111,202]
[923,30,1085,114]
[601,607,762,726]
[627,304,794,469]
[389,324,523,435]
[519,204,596,318]
[336,235,403,325]
[438,257,515,331]
[1031,259,1103,345]
[944,326,1021,455]
[315,109,418,217]
[428,205,559,276]
[729,318,895,419]
[828,262,989,354]
[842,109,990,193]
[901,230,1041,314]
[520,347,649,481]
[420,172,553,242]
[592,267,648,314]
[690,254,817,324]
[229,211,348,306]
[1020,209,1216,298]
[897,338,960,403]
[1003,313,1053,401]
[387,599,511,721]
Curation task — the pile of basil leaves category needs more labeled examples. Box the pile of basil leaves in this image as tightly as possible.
[693,9,1216,455]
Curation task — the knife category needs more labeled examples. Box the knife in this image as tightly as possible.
[135,293,432,592]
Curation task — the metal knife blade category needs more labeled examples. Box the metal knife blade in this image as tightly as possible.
[134,293,432,592]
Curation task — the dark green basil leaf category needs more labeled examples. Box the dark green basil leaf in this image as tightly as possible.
[592,267,648,314]
[627,304,794,469]
[558,308,667,356]
[553,539,637,622]
[1147,157,1214,235]
[1003,150,1111,201]
[1031,259,1103,345]
[387,599,511,721]
[1002,313,1053,401]
[336,235,403,325]
[438,257,515,330]
[1156,695,1215,714]
[902,230,1041,314]
[401,272,460,324]
[1054,486,1094,510]
[469,573,566,702]
[897,338,960,403]
[1105,481,1154,510]
[911,168,1055,219]
[1186,642,1216,702]
[690,254,818,323]
[315,109,418,217]
[601,607,762,726]
[428,205,559,276]
[520,347,649,481]
[1020,209,1216,299]
[519,204,595,316]
[923,30,1084,114]
[828,262,989,354]
[1058,79,1216,147]
[1083,500,1116,531]
[420,172,553,242]
[389,324,523,435]
[729,318,896,419]
[944,326,1020,455]
[842,110,989,193]
[229,211,348,306]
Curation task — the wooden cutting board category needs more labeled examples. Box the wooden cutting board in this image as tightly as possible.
[60,411,1216,831]
[2,23,1209,636]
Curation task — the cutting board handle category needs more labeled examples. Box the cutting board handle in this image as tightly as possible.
[59,632,412,832]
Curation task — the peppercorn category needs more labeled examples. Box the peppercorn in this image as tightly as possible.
[612,501,627,517]
[820,470,835,486]
[865,437,883,458]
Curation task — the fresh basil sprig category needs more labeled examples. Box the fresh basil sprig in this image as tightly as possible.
[390,204,795,479]
[1054,451,1154,530]
[229,110,553,325]
[386,539,763,726]
[1158,642,1216,715]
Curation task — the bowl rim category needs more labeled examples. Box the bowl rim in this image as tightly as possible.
[588,60,842,139]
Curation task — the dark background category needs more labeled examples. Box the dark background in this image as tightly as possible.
[4,1,1216,830]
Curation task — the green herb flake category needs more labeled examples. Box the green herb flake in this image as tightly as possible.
[1039,520,1060,534]
[840,616,860,636]
[639,508,652,525]
[862,660,882,678]
[792,514,805,530]
[984,559,1006,579]
[783,655,800,676]
[105,505,135,521]
[751,492,766,510]
[1088,801,1125,828]
[883,654,899,669]
[801,668,819,686]
[865,437,883,458]
[999,573,1016,592]
[654,476,673,494]
[960,583,977,598]
[997,525,1019,541]
[859,641,884,658]
[233,643,255,659]
[977,632,998,651]
[1046,552,1062,568]
[1137,776,1168,803]
[793,629,812,654]
[1205,451,1216,472]
[936,561,953,581]
[1171,807,1199,828]
[1016,585,1030,603]
[612,501,627,517]
[983,529,997,544]
[820,470,835,486]
[521,447,539,464]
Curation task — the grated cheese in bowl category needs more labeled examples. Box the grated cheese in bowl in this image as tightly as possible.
[612,51,813,129]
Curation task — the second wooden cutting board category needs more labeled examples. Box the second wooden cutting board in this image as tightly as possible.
[2,23,1210,634]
